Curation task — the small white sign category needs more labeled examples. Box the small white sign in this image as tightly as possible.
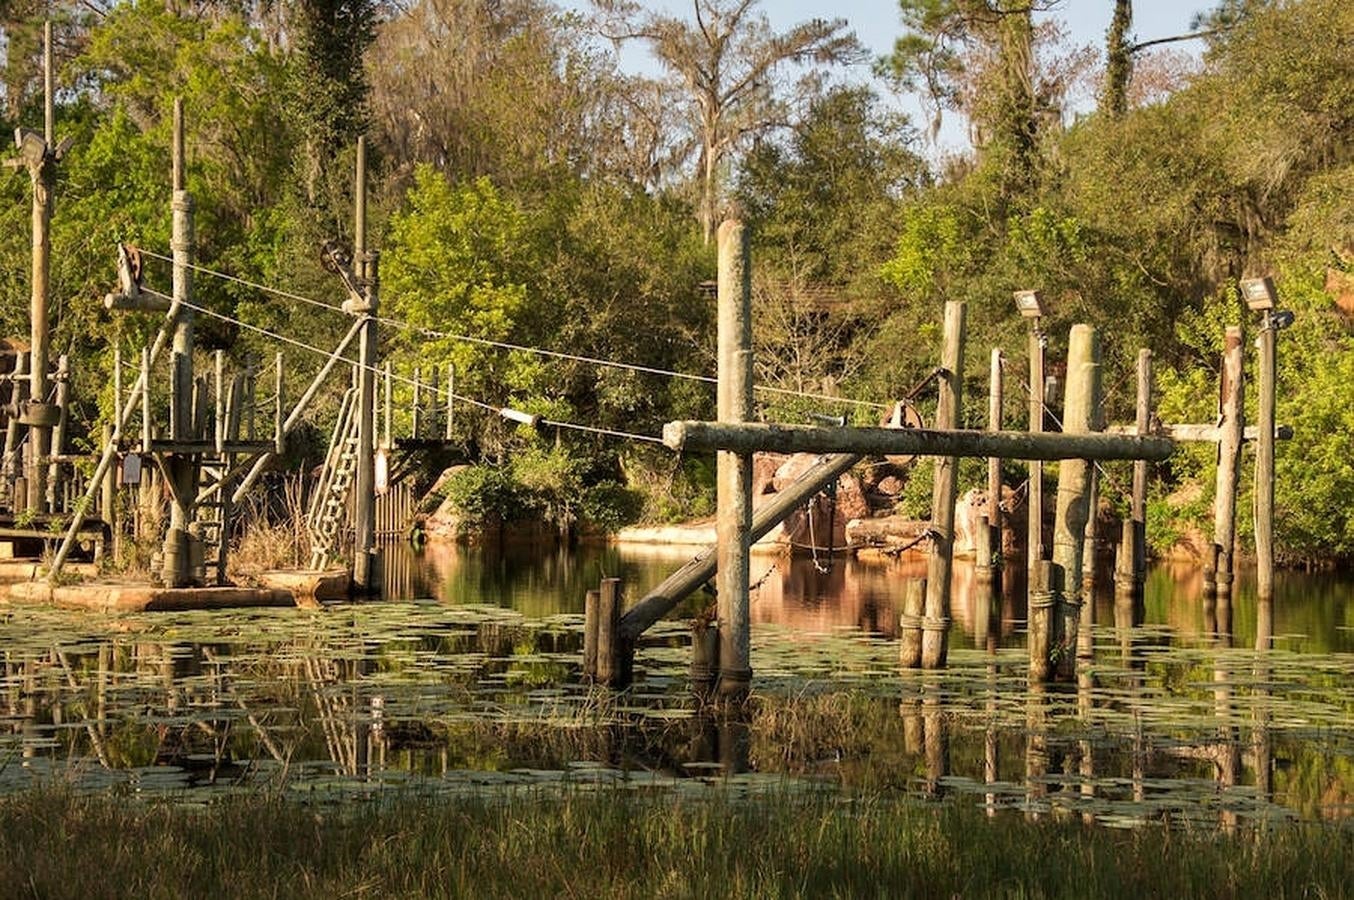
[120,453,142,485]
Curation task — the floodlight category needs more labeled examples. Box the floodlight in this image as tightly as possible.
[1013,289,1045,318]
[1240,276,1277,311]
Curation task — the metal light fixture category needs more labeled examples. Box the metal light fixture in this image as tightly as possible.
[1240,276,1277,311]
[1013,289,1045,318]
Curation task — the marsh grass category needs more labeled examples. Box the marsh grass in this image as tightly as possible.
[1,788,1348,899]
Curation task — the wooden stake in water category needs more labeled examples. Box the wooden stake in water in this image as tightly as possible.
[1116,349,1152,601]
[980,348,1003,585]
[1051,324,1101,677]
[898,578,925,669]
[596,577,625,687]
[1027,321,1046,578]
[922,301,966,669]
[1255,316,1277,601]
[715,219,753,697]
[582,588,600,681]
[1208,327,1244,599]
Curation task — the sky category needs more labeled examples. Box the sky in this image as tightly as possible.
[561,1,1217,155]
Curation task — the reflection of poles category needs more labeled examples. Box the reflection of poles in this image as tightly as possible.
[1251,627,1273,814]
[1024,681,1048,820]
[978,347,1003,590]
[984,659,998,818]
[1116,350,1152,604]
[922,686,948,798]
[1214,652,1240,835]
[1078,669,1096,825]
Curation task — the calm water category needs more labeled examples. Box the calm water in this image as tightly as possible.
[1,542,1350,828]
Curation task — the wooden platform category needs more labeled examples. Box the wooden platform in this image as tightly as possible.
[4,581,296,612]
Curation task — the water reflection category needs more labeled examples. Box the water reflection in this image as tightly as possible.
[0,543,1347,827]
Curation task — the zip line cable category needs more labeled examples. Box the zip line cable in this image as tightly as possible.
[127,244,890,411]
[137,287,666,445]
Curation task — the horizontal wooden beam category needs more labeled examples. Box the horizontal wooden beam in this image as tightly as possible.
[1105,423,1292,442]
[663,421,1175,462]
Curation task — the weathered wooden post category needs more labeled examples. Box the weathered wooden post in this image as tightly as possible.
[1253,303,1278,602]
[163,97,197,588]
[1018,292,1046,581]
[898,577,926,668]
[411,368,422,438]
[382,361,393,448]
[1051,324,1101,676]
[977,348,1003,585]
[715,219,754,697]
[1205,326,1244,599]
[19,21,59,515]
[45,354,69,511]
[99,423,117,561]
[445,364,456,439]
[1,354,26,510]
[921,301,966,669]
[1081,463,1099,596]
[595,577,624,686]
[350,135,380,595]
[582,588,600,681]
[1115,350,1152,601]
[1028,559,1059,682]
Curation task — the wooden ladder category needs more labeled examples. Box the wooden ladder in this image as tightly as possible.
[308,387,359,569]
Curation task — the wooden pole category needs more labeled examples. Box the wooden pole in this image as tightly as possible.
[352,135,379,596]
[582,588,600,681]
[411,368,422,439]
[163,97,197,587]
[1028,560,1060,682]
[23,20,56,515]
[1117,350,1152,599]
[1082,463,1099,597]
[1255,316,1277,601]
[1208,326,1244,599]
[45,354,69,510]
[273,352,284,455]
[140,348,151,450]
[595,577,624,686]
[715,218,753,697]
[1,354,23,511]
[100,423,117,560]
[922,300,966,669]
[1051,325,1101,677]
[982,348,1004,583]
[445,364,455,440]
[1028,321,1046,578]
[383,361,392,448]
[214,350,225,456]
[898,578,925,668]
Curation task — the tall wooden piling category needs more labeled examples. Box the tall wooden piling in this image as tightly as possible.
[1027,322,1046,577]
[1116,350,1152,600]
[595,577,626,687]
[979,348,1003,585]
[921,301,966,669]
[582,588,600,681]
[1028,560,1060,682]
[898,578,925,668]
[163,97,197,588]
[1255,316,1277,601]
[23,21,57,515]
[1051,324,1101,676]
[351,136,380,595]
[1208,327,1244,599]
[715,219,753,697]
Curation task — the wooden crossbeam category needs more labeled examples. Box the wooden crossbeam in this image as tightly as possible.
[663,421,1174,462]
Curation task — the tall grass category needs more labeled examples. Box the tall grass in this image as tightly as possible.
[1,789,1347,899]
